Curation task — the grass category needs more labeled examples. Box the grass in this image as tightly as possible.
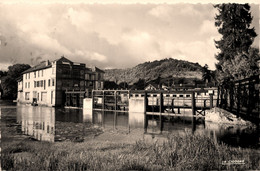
[1,133,260,171]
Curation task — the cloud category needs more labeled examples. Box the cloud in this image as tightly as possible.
[148,5,173,20]
[0,3,258,71]
[30,33,72,55]
[75,50,107,62]
[159,37,219,69]
[199,20,218,35]
[66,7,92,28]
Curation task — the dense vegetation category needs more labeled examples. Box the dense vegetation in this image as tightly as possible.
[214,4,259,81]
[2,133,259,170]
[0,64,31,99]
[104,58,204,87]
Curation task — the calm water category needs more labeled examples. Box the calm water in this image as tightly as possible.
[1,100,259,148]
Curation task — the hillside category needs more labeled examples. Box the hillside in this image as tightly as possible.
[104,58,203,85]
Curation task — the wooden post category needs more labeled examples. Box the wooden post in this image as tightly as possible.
[114,91,117,111]
[159,92,163,134]
[102,91,105,127]
[92,90,94,109]
[191,92,196,116]
[192,92,196,116]
[114,111,117,130]
[171,99,175,113]
[159,92,163,113]
[237,81,241,118]
[216,86,220,107]
[144,92,148,133]
[210,94,213,109]
[247,79,252,117]
[102,91,105,110]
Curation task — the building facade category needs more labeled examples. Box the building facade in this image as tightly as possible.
[17,57,104,107]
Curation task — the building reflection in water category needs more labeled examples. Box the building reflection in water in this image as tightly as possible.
[16,105,258,147]
[17,106,55,142]
[17,106,85,142]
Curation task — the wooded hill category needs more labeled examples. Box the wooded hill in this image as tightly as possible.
[104,58,204,87]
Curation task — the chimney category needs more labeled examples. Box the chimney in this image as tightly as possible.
[45,60,49,66]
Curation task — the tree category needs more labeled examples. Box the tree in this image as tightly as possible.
[7,64,31,78]
[1,64,31,99]
[130,79,145,90]
[0,70,7,77]
[201,64,211,83]
[214,3,257,81]
[119,82,128,89]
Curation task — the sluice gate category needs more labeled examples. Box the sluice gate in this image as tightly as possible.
[90,89,218,116]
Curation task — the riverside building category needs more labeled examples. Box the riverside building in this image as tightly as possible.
[17,56,104,107]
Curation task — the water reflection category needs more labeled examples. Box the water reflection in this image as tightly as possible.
[16,105,88,142]
[17,106,55,142]
[85,109,259,148]
[3,102,258,147]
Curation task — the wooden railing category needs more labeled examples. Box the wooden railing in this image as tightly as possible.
[218,75,260,122]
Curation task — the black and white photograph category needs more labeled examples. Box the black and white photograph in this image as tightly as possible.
[0,0,259,170]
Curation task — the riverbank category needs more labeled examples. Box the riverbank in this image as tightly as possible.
[1,134,260,170]
[1,107,260,170]
[2,129,260,170]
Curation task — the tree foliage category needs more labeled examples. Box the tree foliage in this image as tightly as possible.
[105,58,203,85]
[214,3,258,81]
[201,64,217,84]
[1,64,31,99]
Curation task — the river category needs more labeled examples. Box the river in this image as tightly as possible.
[1,100,259,148]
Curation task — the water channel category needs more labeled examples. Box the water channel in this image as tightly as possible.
[1,100,259,148]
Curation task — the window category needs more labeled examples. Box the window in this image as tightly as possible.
[186,94,190,97]
[25,92,30,100]
[173,95,177,97]
[62,67,70,75]
[28,73,30,79]
[48,79,50,87]
[42,70,43,77]
[179,95,184,97]
[166,94,170,97]
[25,82,27,88]
[38,71,40,77]
[25,74,27,79]
[34,81,36,88]
[52,79,55,86]
[28,82,30,88]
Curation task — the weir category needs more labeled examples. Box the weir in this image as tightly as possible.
[84,89,218,133]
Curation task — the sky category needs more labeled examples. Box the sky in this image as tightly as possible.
[0,1,259,71]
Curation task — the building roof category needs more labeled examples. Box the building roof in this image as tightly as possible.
[22,60,51,74]
[92,66,105,73]
[145,83,159,90]
[16,76,23,81]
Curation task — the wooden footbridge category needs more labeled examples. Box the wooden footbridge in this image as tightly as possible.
[90,89,217,133]
[92,89,217,116]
